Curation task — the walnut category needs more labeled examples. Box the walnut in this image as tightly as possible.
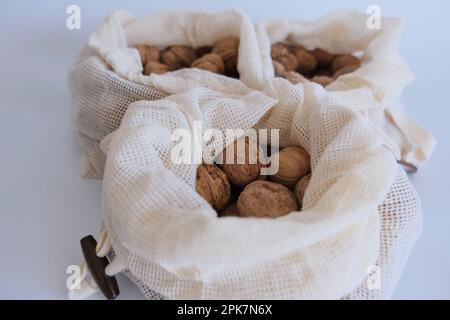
[291,47,317,75]
[311,48,335,67]
[213,37,239,58]
[294,173,311,209]
[237,181,298,218]
[312,75,333,87]
[144,61,170,75]
[269,146,311,188]
[218,138,263,188]
[161,45,197,70]
[285,71,309,84]
[196,165,213,204]
[191,53,225,74]
[271,43,289,60]
[213,37,239,76]
[277,54,299,72]
[271,43,298,72]
[196,164,231,211]
[333,64,360,79]
[136,45,160,66]
[331,54,361,73]
[273,61,286,77]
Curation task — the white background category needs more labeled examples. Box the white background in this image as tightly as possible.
[0,0,449,299]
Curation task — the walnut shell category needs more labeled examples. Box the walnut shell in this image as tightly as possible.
[269,146,311,188]
[273,61,286,77]
[196,165,213,205]
[237,181,298,218]
[191,53,225,74]
[271,43,289,60]
[213,37,239,58]
[161,45,197,70]
[331,54,361,73]
[144,61,170,75]
[333,64,360,79]
[136,45,160,66]
[276,53,299,72]
[213,37,239,76]
[196,164,231,211]
[311,48,335,67]
[312,75,334,87]
[218,138,262,188]
[285,71,309,84]
[291,47,317,75]
[294,173,311,209]
[271,43,298,72]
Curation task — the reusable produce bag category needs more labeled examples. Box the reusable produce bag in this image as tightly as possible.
[69,10,434,300]
[69,9,265,178]
[251,11,435,299]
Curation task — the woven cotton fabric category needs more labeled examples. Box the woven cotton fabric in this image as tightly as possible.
[69,9,265,178]
[69,10,434,299]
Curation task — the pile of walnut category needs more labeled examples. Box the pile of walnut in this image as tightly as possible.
[135,37,240,78]
[271,43,361,87]
[196,138,312,219]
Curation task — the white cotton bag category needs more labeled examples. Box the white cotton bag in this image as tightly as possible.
[69,9,266,178]
[69,10,434,300]
[100,74,403,299]
[250,11,434,299]
[255,11,435,169]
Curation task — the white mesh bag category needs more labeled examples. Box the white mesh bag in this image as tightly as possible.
[69,9,265,179]
[256,11,435,170]
[97,75,404,299]
[69,11,435,300]
[250,11,435,299]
